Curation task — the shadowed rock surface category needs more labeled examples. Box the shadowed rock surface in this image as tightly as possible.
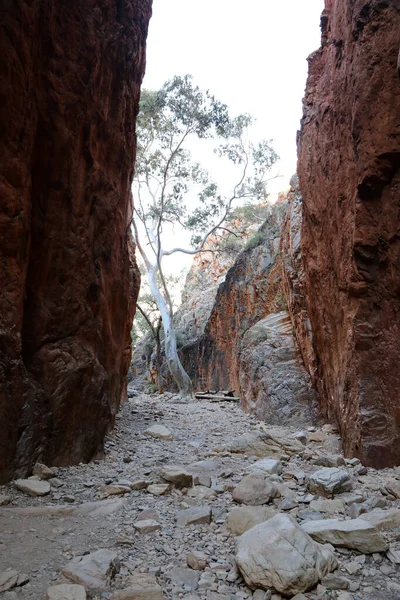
[294,0,400,467]
[0,0,152,482]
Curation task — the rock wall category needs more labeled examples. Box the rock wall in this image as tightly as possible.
[0,0,151,482]
[180,204,318,426]
[295,0,400,467]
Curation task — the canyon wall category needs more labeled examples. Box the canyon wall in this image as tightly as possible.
[180,204,318,426]
[295,0,400,467]
[0,0,151,482]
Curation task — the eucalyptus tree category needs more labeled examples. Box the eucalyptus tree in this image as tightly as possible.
[132,75,278,397]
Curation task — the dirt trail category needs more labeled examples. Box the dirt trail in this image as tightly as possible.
[0,393,399,599]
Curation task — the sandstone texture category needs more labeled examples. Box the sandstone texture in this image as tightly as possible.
[294,0,400,467]
[0,1,151,482]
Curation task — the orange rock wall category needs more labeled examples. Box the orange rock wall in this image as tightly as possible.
[296,0,400,467]
[0,0,151,482]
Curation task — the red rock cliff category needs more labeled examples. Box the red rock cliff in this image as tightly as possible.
[296,0,400,467]
[0,0,151,482]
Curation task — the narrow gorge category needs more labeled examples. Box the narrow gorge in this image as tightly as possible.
[1,1,400,599]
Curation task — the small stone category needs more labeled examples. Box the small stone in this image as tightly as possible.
[63,495,75,503]
[130,480,148,491]
[45,584,87,599]
[160,465,193,488]
[101,484,131,497]
[32,462,57,480]
[133,519,161,534]
[232,474,280,505]
[250,457,282,475]
[144,424,173,440]
[0,570,19,593]
[313,455,345,468]
[169,567,199,590]
[0,494,11,506]
[177,506,212,526]
[109,573,163,599]
[387,546,400,564]
[253,591,272,600]
[307,468,352,498]
[61,549,118,589]
[147,484,170,496]
[321,574,349,589]
[14,478,51,496]
[187,551,207,570]
[187,485,216,500]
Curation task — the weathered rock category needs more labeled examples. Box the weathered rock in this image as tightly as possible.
[0,0,150,483]
[292,0,400,468]
[302,518,388,553]
[227,506,278,535]
[313,455,345,468]
[0,494,10,506]
[239,312,317,427]
[187,551,207,571]
[250,457,282,475]
[359,508,400,531]
[227,429,304,458]
[384,480,400,499]
[61,549,118,589]
[232,474,280,505]
[147,484,170,496]
[348,496,387,519]
[133,519,161,534]
[310,499,345,514]
[160,465,193,488]
[32,462,56,480]
[177,506,212,527]
[45,584,87,600]
[235,513,337,595]
[14,478,50,496]
[144,425,173,440]
[307,468,352,498]
[109,574,163,600]
[101,484,131,497]
[0,570,18,593]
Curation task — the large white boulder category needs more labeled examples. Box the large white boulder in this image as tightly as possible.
[307,468,352,498]
[235,513,337,596]
[232,474,280,505]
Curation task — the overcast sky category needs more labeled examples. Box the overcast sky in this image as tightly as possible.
[143,0,324,192]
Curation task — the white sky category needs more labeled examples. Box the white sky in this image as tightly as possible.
[139,0,324,283]
[143,0,324,192]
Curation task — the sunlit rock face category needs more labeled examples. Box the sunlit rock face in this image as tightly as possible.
[0,0,151,482]
[296,0,400,467]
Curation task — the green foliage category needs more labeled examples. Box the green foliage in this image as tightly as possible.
[133,74,279,251]
[244,229,266,251]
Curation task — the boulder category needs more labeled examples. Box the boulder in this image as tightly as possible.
[235,513,337,596]
[232,474,280,505]
[32,462,57,480]
[45,584,87,599]
[109,573,163,600]
[250,457,282,475]
[147,484,170,496]
[227,429,304,458]
[14,478,50,496]
[0,570,18,593]
[160,466,193,488]
[133,519,161,534]
[302,518,388,553]
[177,506,212,527]
[227,506,278,535]
[187,551,207,570]
[359,508,400,531]
[144,425,173,440]
[307,468,352,498]
[61,549,118,589]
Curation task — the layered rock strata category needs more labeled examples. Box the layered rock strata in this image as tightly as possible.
[295,0,400,467]
[0,1,151,482]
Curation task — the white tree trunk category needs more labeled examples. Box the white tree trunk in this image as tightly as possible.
[147,267,194,398]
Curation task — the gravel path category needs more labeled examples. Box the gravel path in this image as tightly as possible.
[0,392,399,599]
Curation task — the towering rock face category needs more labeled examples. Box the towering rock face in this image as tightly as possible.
[0,1,151,482]
[296,0,400,467]
[180,205,318,426]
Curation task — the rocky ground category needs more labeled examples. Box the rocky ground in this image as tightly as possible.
[0,392,400,600]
